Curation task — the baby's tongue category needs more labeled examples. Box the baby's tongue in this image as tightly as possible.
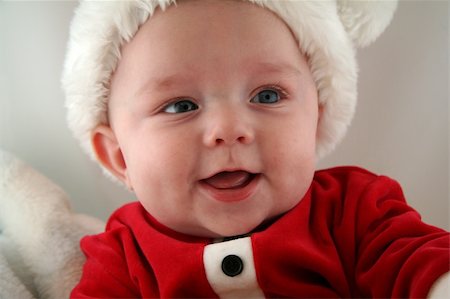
[204,171,251,189]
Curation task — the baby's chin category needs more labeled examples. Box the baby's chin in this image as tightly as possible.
[156,198,302,238]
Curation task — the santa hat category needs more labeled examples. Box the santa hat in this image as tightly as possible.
[62,0,397,164]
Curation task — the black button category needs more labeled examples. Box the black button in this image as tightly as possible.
[221,255,243,277]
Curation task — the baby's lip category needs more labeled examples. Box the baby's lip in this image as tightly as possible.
[201,170,256,189]
[198,170,261,202]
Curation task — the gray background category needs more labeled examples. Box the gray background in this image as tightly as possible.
[1,1,448,230]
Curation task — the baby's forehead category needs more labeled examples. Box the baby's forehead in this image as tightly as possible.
[110,0,313,105]
[132,0,294,44]
[117,3,306,70]
[118,0,319,94]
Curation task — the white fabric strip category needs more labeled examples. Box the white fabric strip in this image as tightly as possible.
[203,237,265,298]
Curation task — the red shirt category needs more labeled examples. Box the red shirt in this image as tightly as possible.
[71,167,449,298]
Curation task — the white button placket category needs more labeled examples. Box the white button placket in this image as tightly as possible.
[203,237,265,298]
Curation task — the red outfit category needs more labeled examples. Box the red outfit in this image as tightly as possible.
[71,167,449,298]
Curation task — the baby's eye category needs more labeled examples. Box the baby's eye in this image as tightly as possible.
[250,89,280,104]
[163,99,199,114]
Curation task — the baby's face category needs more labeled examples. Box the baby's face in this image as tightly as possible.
[95,0,319,237]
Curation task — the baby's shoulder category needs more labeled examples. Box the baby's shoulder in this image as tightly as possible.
[311,165,406,211]
[314,165,399,189]
[315,165,378,178]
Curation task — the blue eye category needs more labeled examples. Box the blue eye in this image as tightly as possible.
[250,89,280,104]
[164,99,199,114]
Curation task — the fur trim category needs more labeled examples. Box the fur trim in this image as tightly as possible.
[62,0,397,177]
[338,0,398,48]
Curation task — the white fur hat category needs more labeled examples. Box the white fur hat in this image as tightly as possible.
[62,0,397,163]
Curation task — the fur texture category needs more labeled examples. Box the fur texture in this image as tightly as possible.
[0,150,104,299]
[62,0,397,177]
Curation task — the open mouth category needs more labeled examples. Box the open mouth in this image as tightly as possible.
[201,171,257,190]
[199,171,261,202]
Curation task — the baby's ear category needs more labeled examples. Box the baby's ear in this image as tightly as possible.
[91,125,130,187]
[337,0,398,48]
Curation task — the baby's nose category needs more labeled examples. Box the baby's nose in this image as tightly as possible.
[202,106,254,147]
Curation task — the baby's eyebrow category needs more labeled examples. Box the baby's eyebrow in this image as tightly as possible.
[153,73,191,90]
[134,73,193,98]
[249,61,303,78]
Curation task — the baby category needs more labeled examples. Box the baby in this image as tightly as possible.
[63,0,449,298]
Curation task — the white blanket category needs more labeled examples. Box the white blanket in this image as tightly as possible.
[0,150,104,299]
